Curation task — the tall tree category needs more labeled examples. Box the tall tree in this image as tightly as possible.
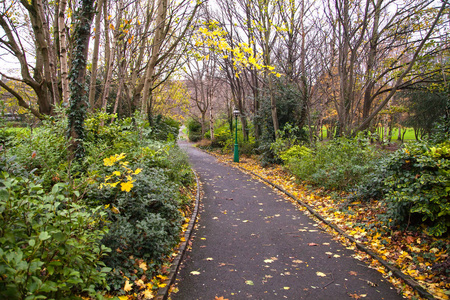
[67,0,96,159]
[0,0,61,117]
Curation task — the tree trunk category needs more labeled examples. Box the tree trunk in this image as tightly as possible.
[36,0,60,106]
[59,0,70,105]
[100,0,123,115]
[67,0,96,160]
[209,96,214,140]
[88,0,105,110]
[141,0,168,121]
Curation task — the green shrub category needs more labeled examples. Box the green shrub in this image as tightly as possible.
[88,143,193,293]
[151,115,180,142]
[380,142,450,236]
[0,127,29,149]
[211,126,232,148]
[7,118,70,190]
[187,118,202,142]
[0,173,111,299]
[284,137,379,191]
[85,112,137,155]
[91,167,183,293]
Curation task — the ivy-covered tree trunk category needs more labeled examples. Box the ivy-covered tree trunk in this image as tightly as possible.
[67,0,96,160]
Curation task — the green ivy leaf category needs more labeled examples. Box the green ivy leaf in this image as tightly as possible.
[39,232,51,241]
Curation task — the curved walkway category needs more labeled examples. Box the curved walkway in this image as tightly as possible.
[174,141,404,300]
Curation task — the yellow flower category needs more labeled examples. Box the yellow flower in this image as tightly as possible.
[134,168,142,175]
[112,171,121,176]
[103,156,116,166]
[116,153,126,161]
[110,181,120,188]
[121,181,134,192]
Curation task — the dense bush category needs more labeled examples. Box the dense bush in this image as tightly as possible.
[6,118,70,190]
[151,114,180,141]
[255,80,308,164]
[0,173,110,299]
[1,111,195,296]
[211,125,232,149]
[357,142,450,236]
[96,167,183,292]
[86,142,193,293]
[282,136,379,191]
[187,118,202,142]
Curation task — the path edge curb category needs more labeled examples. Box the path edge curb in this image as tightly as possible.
[155,169,201,300]
[231,163,436,300]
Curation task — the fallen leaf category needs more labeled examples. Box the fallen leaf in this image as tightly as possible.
[349,293,367,299]
[143,289,154,299]
[123,280,133,292]
[190,271,201,275]
[283,286,290,290]
[215,297,229,300]
[245,280,254,285]
[349,271,358,276]
[139,262,148,271]
[316,271,327,277]
[308,243,319,246]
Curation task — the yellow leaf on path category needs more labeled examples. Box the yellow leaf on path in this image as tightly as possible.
[316,271,327,277]
[283,286,290,290]
[190,271,201,275]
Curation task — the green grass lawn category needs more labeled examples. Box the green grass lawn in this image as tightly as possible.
[320,126,416,141]
[390,128,416,140]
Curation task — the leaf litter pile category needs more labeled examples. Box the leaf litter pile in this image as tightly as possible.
[211,153,449,300]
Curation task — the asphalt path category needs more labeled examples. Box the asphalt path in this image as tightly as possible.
[173,141,404,300]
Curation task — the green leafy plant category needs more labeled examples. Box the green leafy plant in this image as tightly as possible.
[187,118,202,142]
[284,137,379,191]
[380,142,450,236]
[0,173,111,299]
